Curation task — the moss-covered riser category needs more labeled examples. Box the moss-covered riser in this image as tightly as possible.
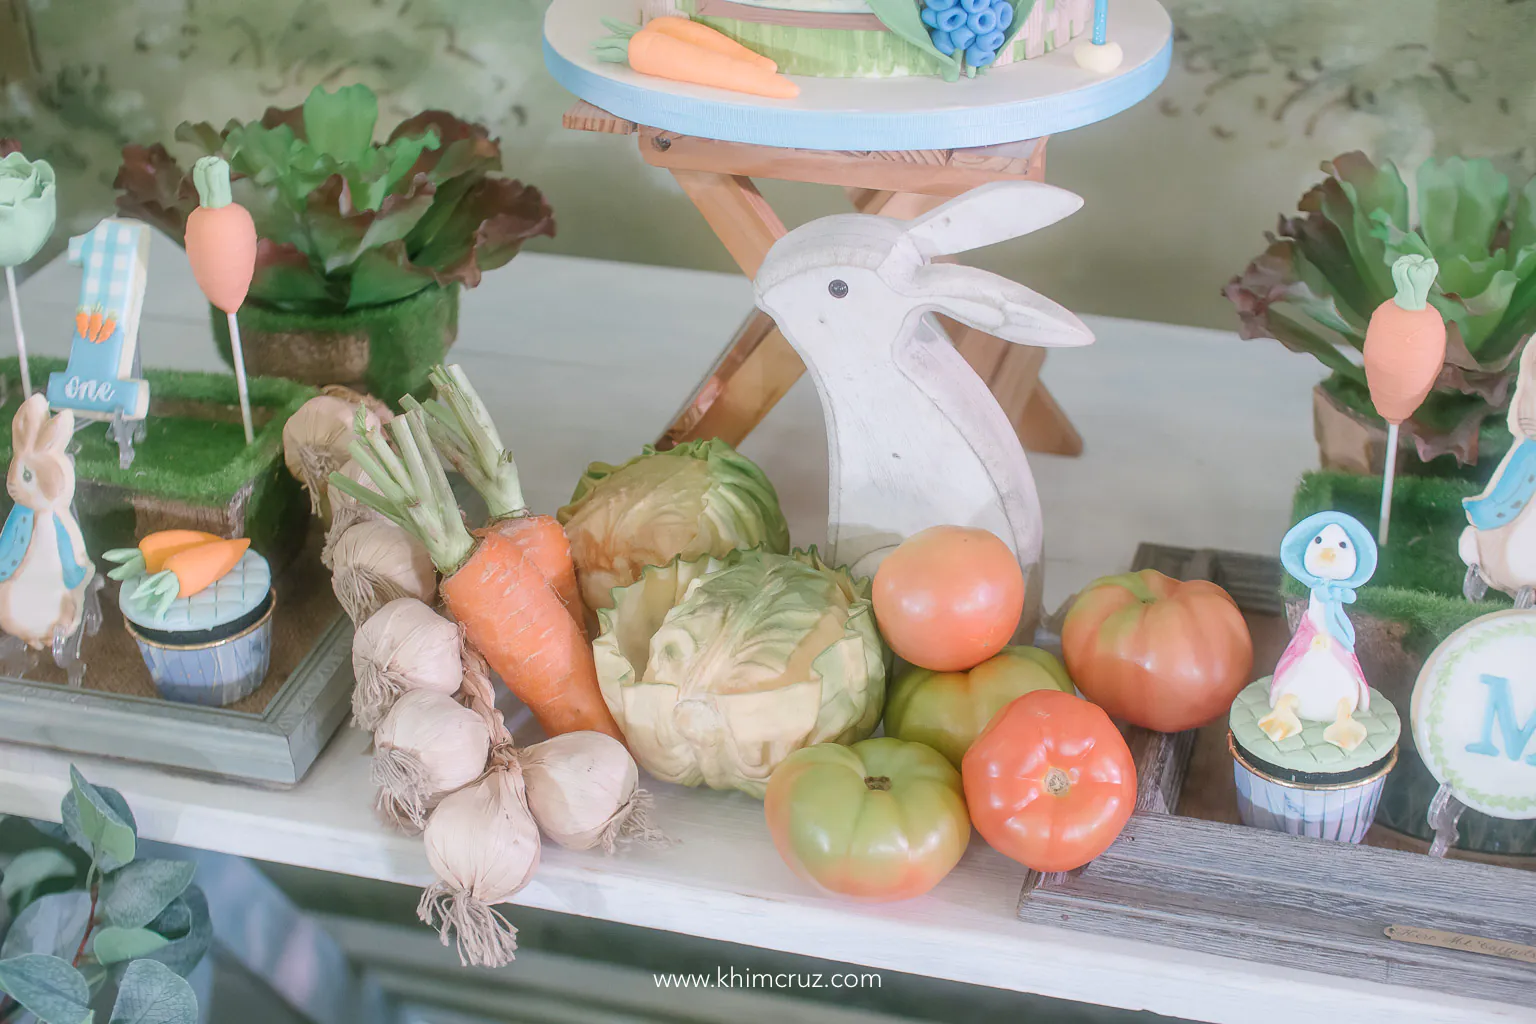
[211,283,458,406]
[1289,471,1534,854]
[0,356,312,571]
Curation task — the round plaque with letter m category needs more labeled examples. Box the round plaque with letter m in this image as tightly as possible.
[1413,610,1536,820]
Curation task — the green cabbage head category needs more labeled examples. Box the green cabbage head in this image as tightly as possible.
[558,439,790,614]
[593,548,887,798]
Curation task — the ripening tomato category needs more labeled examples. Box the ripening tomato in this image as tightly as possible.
[872,526,1024,672]
[962,689,1135,873]
[1062,569,1253,733]
[883,646,1076,769]
[765,737,971,902]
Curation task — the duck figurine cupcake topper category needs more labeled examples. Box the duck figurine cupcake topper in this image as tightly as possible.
[1258,511,1379,752]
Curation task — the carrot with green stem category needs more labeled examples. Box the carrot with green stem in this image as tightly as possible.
[330,410,623,742]
[405,364,586,630]
[615,17,777,72]
[187,155,258,444]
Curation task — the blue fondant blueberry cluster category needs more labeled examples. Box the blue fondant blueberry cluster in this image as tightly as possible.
[920,0,1012,70]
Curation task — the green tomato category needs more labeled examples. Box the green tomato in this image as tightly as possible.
[764,737,970,901]
[883,646,1075,768]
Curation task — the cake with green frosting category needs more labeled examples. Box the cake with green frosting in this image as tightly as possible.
[639,0,1090,80]
[1230,677,1401,784]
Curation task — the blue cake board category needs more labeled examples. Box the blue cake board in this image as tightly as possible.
[544,0,1172,152]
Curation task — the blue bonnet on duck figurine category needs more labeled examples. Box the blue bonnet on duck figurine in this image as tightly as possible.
[1228,511,1401,843]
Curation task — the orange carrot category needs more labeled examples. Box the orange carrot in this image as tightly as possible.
[139,529,224,574]
[595,23,799,99]
[86,308,103,344]
[484,514,588,637]
[645,16,777,72]
[333,407,623,741]
[74,309,90,339]
[96,314,117,342]
[186,157,257,315]
[163,538,250,598]
[1363,255,1447,425]
[442,530,621,740]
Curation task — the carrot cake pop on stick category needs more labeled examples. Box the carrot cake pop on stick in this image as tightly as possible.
[187,155,258,444]
[1363,254,1446,546]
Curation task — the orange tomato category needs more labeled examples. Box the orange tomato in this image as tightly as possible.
[1062,570,1253,733]
[872,526,1024,672]
[962,689,1135,872]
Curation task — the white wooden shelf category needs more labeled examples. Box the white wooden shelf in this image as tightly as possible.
[2,236,1521,1023]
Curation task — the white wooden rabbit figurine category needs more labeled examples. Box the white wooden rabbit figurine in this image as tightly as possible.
[0,393,100,681]
[754,180,1093,635]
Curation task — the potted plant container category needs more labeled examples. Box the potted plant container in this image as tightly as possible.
[1,356,313,571]
[1285,470,1534,855]
[114,83,555,404]
[1228,152,1536,475]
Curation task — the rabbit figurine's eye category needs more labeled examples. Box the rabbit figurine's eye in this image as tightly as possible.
[21,468,31,484]
[828,279,849,299]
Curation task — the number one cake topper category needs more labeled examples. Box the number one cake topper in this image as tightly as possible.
[187,156,258,444]
[1363,254,1446,546]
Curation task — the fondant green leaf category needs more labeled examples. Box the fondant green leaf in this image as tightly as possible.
[865,0,961,82]
[998,0,1037,57]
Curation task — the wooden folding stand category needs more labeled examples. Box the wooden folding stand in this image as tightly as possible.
[563,101,1084,456]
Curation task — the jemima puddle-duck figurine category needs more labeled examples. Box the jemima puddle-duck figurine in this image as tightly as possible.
[1258,511,1379,752]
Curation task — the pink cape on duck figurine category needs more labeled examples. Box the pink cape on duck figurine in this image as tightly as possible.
[1259,511,1379,752]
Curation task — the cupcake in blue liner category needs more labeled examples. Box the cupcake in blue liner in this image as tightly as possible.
[105,537,274,707]
[1227,511,1400,843]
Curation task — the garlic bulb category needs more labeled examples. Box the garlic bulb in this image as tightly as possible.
[518,732,663,852]
[418,760,541,968]
[283,394,387,521]
[332,519,436,624]
[323,459,385,569]
[372,689,490,830]
[351,598,464,729]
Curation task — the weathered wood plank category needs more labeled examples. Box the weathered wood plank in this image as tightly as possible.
[562,100,637,135]
[1020,814,1536,1004]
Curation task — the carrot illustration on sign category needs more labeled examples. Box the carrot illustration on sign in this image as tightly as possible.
[595,18,799,98]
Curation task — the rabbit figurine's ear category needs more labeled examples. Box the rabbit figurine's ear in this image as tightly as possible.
[900,181,1083,259]
[12,393,50,455]
[37,407,74,456]
[904,263,1094,349]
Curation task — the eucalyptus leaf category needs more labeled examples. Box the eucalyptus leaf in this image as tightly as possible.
[101,862,194,931]
[1,891,92,961]
[0,954,90,1024]
[141,888,210,978]
[91,927,170,965]
[62,769,135,872]
[2,849,79,904]
[109,959,197,1024]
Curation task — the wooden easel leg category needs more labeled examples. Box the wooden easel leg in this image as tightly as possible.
[659,170,807,449]
[848,189,1083,458]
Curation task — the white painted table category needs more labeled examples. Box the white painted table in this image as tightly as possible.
[2,237,1525,1024]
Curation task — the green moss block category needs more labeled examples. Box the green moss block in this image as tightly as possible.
[0,356,314,567]
[1286,470,1508,657]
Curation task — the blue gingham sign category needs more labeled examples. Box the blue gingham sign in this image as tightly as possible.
[46,218,150,420]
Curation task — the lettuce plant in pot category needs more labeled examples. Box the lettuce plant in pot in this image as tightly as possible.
[1226,152,1536,476]
[114,83,555,404]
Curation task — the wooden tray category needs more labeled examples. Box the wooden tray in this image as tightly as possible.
[1019,544,1536,1002]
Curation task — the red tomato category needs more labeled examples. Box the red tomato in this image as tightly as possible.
[1062,569,1253,733]
[873,526,1024,672]
[962,689,1135,873]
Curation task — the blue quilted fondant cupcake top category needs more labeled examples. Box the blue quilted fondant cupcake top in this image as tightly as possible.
[119,549,270,632]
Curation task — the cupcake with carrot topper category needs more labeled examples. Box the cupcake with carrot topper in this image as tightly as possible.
[104,531,274,706]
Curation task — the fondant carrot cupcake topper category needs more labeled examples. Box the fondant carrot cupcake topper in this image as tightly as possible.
[188,155,258,444]
[1363,254,1446,545]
